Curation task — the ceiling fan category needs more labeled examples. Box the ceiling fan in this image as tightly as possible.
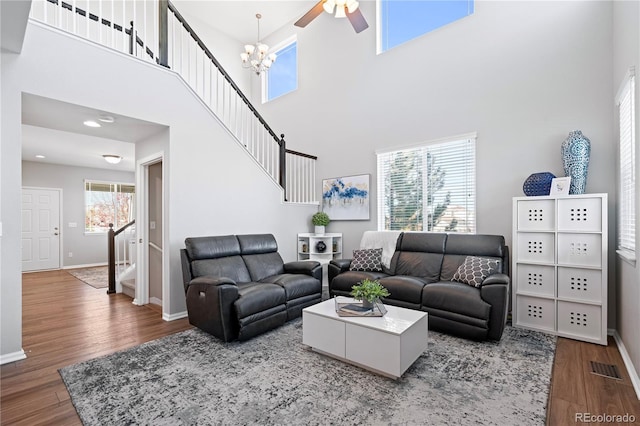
[294,0,369,33]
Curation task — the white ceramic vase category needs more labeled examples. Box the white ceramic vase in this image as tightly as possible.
[314,225,325,235]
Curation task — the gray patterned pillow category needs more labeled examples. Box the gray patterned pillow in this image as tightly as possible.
[349,248,383,272]
[452,256,500,288]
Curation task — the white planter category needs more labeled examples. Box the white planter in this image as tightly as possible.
[314,225,325,235]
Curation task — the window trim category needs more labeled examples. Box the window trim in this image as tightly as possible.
[261,34,297,103]
[376,132,477,233]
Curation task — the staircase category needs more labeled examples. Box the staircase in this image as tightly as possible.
[28,0,317,204]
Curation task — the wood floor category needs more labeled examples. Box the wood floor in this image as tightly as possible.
[1,270,639,425]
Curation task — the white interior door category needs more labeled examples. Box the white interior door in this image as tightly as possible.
[22,188,61,272]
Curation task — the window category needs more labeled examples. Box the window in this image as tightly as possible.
[85,180,135,233]
[377,135,476,233]
[377,0,474,53]
[263,36,297,102]
[617,67,636,257]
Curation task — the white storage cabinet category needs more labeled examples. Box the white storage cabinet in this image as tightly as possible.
[297,233,343,265]
[512,194,608,345]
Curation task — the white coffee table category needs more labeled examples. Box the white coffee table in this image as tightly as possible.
[302,298,428,379]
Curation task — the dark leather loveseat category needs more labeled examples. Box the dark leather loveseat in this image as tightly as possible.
[181,234,322,342]
[329,232,509,341]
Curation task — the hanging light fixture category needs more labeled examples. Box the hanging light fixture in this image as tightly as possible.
[323,0,360,18]
[240,14,277,75]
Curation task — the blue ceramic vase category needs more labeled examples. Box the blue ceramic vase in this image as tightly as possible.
[561,130,591,194]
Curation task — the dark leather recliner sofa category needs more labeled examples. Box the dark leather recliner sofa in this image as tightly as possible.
[181,234,322,342]
[328,232,510,341]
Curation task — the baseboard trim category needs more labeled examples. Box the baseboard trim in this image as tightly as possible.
[150,297,162,306]
[163,310,188,322]
[62,262,107,270]
[611,329,640,400]
[0,349,27,365]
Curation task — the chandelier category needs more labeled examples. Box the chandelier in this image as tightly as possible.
[240,14,276,75]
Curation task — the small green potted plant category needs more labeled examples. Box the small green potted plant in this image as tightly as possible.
[351,279,390,309]
[312,211,330,235]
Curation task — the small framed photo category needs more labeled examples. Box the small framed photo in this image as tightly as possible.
[550,177,571,195]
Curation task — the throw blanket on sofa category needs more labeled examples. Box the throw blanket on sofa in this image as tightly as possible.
[359,231,402,269]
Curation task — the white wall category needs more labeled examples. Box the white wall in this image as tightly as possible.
[22,160,135,267]
[0,21,317,361]
[613,0,640,393]
[256,0,617,320]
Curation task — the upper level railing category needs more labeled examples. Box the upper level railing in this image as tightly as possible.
[29,0,318,204]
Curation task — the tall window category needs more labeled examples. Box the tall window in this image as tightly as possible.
[263,36,297,102]
[617,68,636,256]
[377,0,474,53]
[377,135,476,233]
[85,180,135,233]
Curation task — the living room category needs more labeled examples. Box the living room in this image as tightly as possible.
[1,0,639,423]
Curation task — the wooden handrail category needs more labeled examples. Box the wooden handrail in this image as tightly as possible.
[108,220,135,294]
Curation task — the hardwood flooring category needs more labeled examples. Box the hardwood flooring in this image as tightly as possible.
[0,270,192,425]
[1,270,639,425]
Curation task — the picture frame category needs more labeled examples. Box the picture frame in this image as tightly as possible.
[321,174,370,220]
[549,177,571,195]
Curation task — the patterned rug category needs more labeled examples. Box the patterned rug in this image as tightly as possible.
[59,320,556,425]
[67,266,108,289]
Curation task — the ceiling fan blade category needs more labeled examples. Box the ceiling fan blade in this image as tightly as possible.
[294,1,325,28]
[346,8,369,33]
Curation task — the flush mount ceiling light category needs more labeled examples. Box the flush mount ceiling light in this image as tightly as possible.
[103,155,122,164]
[35,154,46,159]
[240,14,277,75]
[98,115,115,123]
[83,120,101,128]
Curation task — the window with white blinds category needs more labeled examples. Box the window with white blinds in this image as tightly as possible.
[377,135,476,233]
[617,68,636,255]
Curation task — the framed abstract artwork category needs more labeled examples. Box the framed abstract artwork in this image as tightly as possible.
[322,174,370,220]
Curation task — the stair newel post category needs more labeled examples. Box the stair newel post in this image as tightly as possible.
[128,20,135,56]
[158,0,169,67]
[107,223,116,294]
[279,134,287,200]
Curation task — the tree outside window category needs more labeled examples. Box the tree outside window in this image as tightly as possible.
[85,181,135,232]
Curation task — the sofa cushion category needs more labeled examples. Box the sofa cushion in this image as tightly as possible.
[441,234,507,280]
[234,282,286,318]
[191,256,251,283]
[237,234,278,255]
[392,232,447,280]
[260,274,321,301]
[349,248,383,272]
[185,235,241,260]
[422,281,491,320]
[243,252,285,282]
[452,256,501,288]
[378,276,430,305]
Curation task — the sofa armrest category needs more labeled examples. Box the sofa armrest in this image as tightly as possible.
[328,259,352,283]
[481,273,509,286]
[185,276,239,342]
[284,261,322,281]
[480,274,510,340]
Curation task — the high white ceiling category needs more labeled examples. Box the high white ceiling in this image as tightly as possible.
[172,1,318,43]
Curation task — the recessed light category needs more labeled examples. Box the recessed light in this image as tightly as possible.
[35,154,46,159]
[98,115,115,123]
[83,120,101,128]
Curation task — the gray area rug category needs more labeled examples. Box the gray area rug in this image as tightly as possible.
[67,266,108,289]
[59,320,556,425]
